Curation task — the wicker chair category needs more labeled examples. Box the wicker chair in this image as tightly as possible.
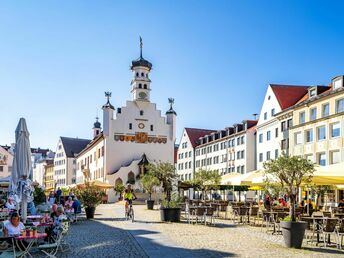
[249,206,259,226]
[195,207,206,224]
[205,207,216,226]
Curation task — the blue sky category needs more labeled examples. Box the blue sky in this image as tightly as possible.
[1,1,344,150]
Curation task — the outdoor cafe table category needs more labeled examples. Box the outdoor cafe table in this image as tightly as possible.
[15,232,47,257]
[27,215,43,221]
[334,213,344,219]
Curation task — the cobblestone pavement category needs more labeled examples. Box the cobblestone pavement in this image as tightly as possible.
[112,202,344,258]
[56,206,148,258]
[35,203,344,257]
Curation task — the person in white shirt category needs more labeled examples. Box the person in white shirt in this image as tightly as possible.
[3,212,25,237]
[5,197,16,210]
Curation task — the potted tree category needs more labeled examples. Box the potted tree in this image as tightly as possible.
[114,183,125,201]
[146,162,180,222]
[140,173,160,210]
[264,154,314,248]
[73,182,105,219]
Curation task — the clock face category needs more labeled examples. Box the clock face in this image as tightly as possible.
[138,92,147,99]
[138,123,145,129]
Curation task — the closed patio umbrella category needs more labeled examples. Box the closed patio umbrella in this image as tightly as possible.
[9,118,33,222]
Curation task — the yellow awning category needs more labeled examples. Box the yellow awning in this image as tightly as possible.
[311,163,344,185]
[91,180,113,189]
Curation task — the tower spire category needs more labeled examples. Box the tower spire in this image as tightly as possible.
[140,36,143,59]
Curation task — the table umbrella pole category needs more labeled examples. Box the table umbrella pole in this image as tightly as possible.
[21,195,27,223]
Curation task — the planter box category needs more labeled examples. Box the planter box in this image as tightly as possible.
[280,221,307,248]
[146,200,154,210]
[85,207,96,219]
[160,208,181,222]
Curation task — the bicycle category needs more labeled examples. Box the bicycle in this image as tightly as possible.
[125,200,135,222]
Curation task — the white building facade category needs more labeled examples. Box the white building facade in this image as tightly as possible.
[195,120,257,175]
[76,44,177,202]
[54,137,90,188]
[176,128,216,181]
[256,85,309,170]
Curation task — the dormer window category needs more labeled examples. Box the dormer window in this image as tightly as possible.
[332,76,343,90]
[309,87,317,98]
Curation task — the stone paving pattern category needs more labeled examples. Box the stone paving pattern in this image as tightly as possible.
[38,203,344,257]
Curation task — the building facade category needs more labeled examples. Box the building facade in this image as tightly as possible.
[0,145,13,179]
[176,128,216,181]
[195,120,257,175]
[44,161,54,191]
[76,43,177,202]
[256,84,309,170]
[54,137,90,187]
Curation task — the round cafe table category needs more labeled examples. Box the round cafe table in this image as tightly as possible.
[15,232,47,257]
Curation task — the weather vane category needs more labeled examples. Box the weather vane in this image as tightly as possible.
[168,98,175,109]
[105,91,112,103]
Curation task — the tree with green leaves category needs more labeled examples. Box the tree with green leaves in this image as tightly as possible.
[192,169,221,200]
[264,154,315,221]
[114,183,125,200]
[306,184,334,210]
[146,162,177,203]
[140,173,160,200]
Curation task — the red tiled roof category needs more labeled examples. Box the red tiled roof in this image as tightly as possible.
[185,128,216,148]
[296,85,332,105]
[270,84,309,110]
[245,120,258,128]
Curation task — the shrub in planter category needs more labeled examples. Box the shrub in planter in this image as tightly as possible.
[72,182,105,219]
[141,173,160,210]
[264,154,314,248]
[114,183,125,201]
[146,162,181,222]
[160,195,182,222]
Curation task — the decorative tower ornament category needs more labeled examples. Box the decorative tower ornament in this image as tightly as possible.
[130,37,152,102]
[93,116,102,138]
[102,91,114,137]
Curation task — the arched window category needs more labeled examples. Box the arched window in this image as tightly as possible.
[140,110,144,116]
[127,171,135,184]
[136,72,139,77]
[115,178,123,186]
[138,83,142,89]
[141,72,144,77]
[144,84,147,89]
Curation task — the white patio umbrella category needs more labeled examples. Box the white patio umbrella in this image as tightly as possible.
[9,118,33,222]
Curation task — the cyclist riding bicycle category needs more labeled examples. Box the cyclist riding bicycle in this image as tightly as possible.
[123,184,137,215]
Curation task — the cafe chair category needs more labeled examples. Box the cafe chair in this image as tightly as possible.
[320,218,339,248]
[337,219,344,249]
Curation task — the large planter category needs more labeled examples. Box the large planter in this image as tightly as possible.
[85,207,96,219]
[160,208,181,222]
[280,221,307,248]
[146,200,155,210]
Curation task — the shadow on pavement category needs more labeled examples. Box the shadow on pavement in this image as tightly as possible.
[61,217,236,258]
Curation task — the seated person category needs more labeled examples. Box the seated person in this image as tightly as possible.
[304,199,314,215]
[338,199,344,208]
[5,197,16,210]
[47,192,56,206]
[3,212,25,236]
[64,197,74,213]
[50,204,58,220]
[72,197,81,214]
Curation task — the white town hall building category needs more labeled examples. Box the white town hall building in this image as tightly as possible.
[76,42,177,202]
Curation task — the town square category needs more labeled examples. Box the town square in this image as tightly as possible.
[1,1,344,257]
